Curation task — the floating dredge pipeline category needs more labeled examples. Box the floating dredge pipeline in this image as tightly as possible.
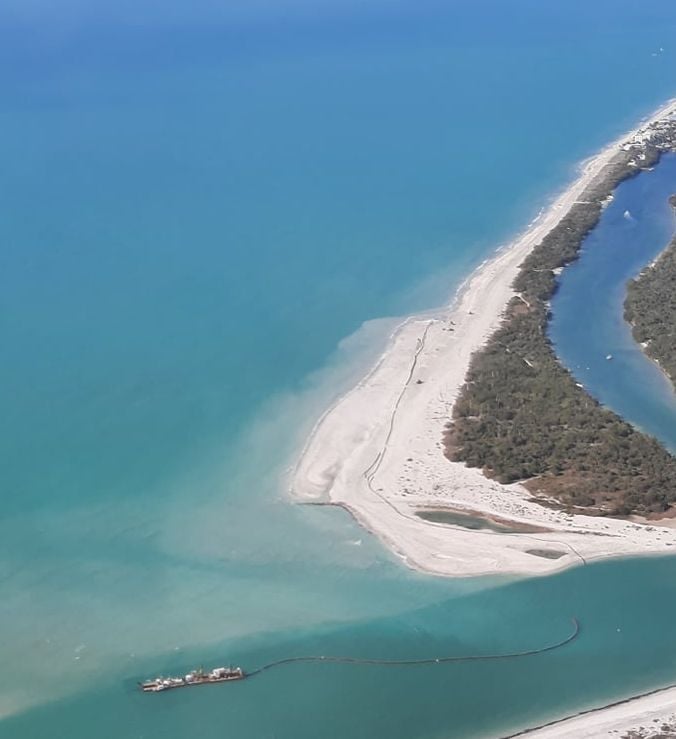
[139,618,579,692]
[247,617,579,677]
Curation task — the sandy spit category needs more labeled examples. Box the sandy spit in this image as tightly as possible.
[291,98,676,579]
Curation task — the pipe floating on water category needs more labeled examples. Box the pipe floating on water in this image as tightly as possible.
[139,618,580,693]
[247,617,580,676]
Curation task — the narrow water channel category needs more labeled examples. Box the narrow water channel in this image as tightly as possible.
[550,153,676,451]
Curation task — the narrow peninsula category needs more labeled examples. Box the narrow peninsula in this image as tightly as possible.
[292,99,676,578]
[447,130,676,516]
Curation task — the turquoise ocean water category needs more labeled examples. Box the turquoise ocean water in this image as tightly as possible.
[3,1,676,737]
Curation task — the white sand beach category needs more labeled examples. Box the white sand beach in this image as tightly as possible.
[511,686,676,738]
[291,98,676,579]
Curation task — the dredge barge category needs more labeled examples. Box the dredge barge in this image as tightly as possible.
[140,666,245,692]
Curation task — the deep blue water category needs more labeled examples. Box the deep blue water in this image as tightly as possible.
[4,1,676,737]
[551,154,676,448]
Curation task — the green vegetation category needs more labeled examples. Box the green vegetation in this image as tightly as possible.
[625,199,676,386]
[446,146,676,515]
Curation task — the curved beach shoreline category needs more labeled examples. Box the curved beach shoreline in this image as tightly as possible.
[291,98,676,579]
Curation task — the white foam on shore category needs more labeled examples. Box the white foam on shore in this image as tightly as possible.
[291,97,676,579]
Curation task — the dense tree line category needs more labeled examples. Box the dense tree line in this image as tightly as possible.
[625,205,676,386]
[447,147,676,515]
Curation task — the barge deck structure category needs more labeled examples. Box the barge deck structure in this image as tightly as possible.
[140,666,245,692]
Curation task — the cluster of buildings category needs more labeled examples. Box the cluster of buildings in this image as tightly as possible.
[622,114,676,153]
